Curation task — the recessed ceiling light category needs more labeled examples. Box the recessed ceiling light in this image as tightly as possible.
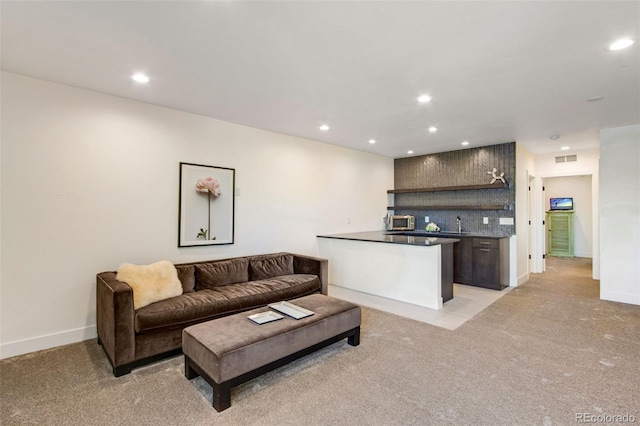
[368,139,376,144]
[560,146,570,151]
[407,150,414,154]
[461,141,469,146]
[586,96,605,103]
[428,126,437,133]
[609,38,635,51]
[417,95,432,103]
[131,73,150,83]
[319,124,330,131]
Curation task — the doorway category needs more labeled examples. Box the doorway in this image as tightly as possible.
[532,173,599,279]
[543,175,593,258]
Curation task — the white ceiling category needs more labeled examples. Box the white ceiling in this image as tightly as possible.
[1,1,638,158]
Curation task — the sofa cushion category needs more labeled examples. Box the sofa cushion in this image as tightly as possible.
[175,264,196,293]
[249,253,294,281]
[195,258,249,290]
[135,290,231,333]
[214,274,319,300]
[116,261,183,310]
[134,274,321,333]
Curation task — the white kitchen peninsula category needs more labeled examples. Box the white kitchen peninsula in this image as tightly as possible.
[317,231,458,310]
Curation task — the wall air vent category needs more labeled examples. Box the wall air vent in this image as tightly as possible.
[555,155,577,164]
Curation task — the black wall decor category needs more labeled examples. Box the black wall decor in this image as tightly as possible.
[179,162,236,247]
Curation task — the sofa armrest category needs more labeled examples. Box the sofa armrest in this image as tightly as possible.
[96,272,136,375]
[292,254,328,295]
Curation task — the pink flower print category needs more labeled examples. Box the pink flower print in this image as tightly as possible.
[196,177,221,197]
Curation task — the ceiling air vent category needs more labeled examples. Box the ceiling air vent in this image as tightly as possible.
[555,155,577,163]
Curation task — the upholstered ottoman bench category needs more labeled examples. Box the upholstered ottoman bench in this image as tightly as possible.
[182,294,361,411]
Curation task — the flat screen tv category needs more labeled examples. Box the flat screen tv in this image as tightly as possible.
[550,197,573,211]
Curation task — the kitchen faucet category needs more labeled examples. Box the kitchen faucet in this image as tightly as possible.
[456,216,461,234]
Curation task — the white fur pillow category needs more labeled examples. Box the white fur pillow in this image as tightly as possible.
[116,260,183,310]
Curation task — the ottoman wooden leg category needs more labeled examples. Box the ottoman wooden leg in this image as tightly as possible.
[212,382,232,412]
[184,357,200,380]
[184,355,231,411]
[348,326,360,346]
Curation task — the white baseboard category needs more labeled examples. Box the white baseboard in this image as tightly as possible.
[0,325,97,360]
[600,291,640,306]
[573,251,593,258]
[517,273,530,286]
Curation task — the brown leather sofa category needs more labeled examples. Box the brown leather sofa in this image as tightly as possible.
[96,252,328,376]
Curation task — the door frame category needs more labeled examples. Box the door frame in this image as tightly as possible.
[530,170,599,279]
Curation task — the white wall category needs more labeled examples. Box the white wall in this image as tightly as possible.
[0,72,394,357]
[544,176,593,258]
[599,125,640,306]
[535,149,600,177]
[515,143,536,285]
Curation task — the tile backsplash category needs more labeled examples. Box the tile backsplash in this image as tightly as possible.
[392,142,516,236]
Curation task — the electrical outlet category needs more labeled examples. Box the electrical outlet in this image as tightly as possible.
[483,217,489,225]
[425,216,429,223]
[347,217,351,224]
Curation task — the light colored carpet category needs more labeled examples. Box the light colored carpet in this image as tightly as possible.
[2,257,638,425]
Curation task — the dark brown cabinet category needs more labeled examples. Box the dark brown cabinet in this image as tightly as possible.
[453,237,473,285]
[471,237,508,290]
[472,238,503,289]
[452,236,509,290]
[441,243,454,302]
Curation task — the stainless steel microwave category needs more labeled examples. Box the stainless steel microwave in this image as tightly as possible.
[387,215,415,231]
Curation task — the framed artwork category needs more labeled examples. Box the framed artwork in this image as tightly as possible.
[178,162,235,247]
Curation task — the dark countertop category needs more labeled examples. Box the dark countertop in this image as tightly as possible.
[317,231,460,247]
[386,230,511,239]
